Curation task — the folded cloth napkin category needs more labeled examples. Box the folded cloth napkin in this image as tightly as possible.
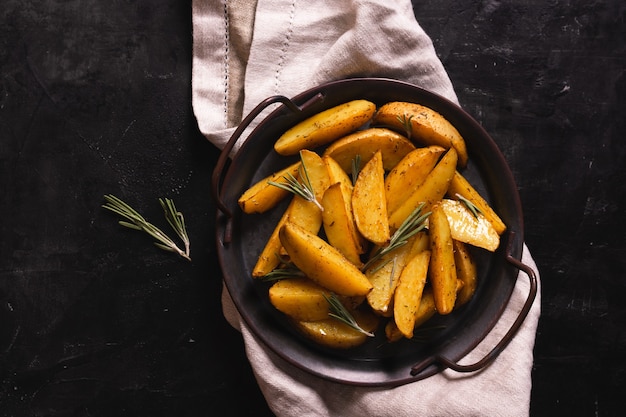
[192,1,542,416]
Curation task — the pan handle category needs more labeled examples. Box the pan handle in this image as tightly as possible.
[211,93,324,228]
[410,231,538,376]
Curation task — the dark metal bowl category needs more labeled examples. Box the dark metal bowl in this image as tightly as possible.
[212,78,537,387]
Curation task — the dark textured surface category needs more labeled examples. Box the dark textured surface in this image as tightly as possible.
[1,0,624,416]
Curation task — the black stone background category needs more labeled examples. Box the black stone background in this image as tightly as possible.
[1,0,624,416]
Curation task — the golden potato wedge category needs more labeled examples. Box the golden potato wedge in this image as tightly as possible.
[447,170,507,235]
[385,146,446,214]
[268,278,332,321]
[439,198,500,252]
[388,148,458,229]
[385,287,437,342]
[293,307,379,349]
[252,195,322,277]
[453,240,478,307]
[393,250,431,338]
[279,222,373,296]
[428,202,458,315]
[352,150,390,246]
[252,151,330,277]
[238,162,301,214]
[364,232,427,316]
[322,183,363,266]
[372,101,468,167]
[322,127,416,173]
[323,155,366,252]
[274,99,376,155]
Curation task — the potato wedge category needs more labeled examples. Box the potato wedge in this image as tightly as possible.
[393,250,431,338]
[385,287,437,342]
[323,155,366,252]
[388,148,457,229]
[268,278,332,321]
[453,240,478,307]
[279,222,372,296]
[323,127,416,173]
[274,99,376,155]
[252,150,331,276]
[352,150,390,246]
[372,101,468,167]
[439,198,500,252]
[322,183,363,266]
[252,195,322,277]
[447,170,507,235]
[428,202,457,315]
[364,232,428,316]
[293,308,379,349]
[385,146,446,214]
[238,162,301,214]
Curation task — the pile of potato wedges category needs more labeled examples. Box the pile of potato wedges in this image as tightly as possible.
[237,99,506,349]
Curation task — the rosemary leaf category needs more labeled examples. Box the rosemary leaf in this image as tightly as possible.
[268,152,323,211]
[362,203,430,272]
[102,194,191,261]
[455,193,482,218]
[396,114,414,139]
[324,294,374,337]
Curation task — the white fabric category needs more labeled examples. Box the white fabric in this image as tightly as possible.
[193,1,541,416]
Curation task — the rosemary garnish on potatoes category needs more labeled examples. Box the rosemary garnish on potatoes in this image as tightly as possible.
[102,194,191,261]
[396,114,414,139]
[268,152,323,211]
[456,193,482,218]
[324,294,375,337]
[362,203,430,272]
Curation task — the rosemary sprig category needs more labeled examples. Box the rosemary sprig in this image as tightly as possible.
[102,194,191,261]
[455,193,482,218]
[397,114,414,139]
[261,257,306,282]
[362,203,430,272]
[324,294,374,337]
[268,153,323,211]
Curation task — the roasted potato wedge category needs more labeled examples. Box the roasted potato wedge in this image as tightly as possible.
[453,240,478,307]
[238,162,301,214]
[323,155,366,252]
[293,307,379,349]
[252,150,330,276]
[274,99,376,155]
[322,182,363,266]
[364,232,428,316]
[393,250,431,338]
[428,202,458,315]
[386,287,437,342]
[388,148,457,229]
[322,127,415,173]
[385,146,446,214]
[439,198,500,252]
[447,170,507,235]
[268,278,332,321]
[279,222,373,296]
[373,101,468,167]
[352,150,390,246]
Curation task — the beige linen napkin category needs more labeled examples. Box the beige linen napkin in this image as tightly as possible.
[192,1,541,416]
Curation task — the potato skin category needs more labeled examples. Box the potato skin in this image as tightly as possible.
[293,308,379,349]
[388,148,457,230]
[279,222,373,296]
[453,240,478,307]
[323,127,416,173]
[238,162,300,214]
[373,101,468,167]
[274,100,376,155]
[393,250,431,338]
[428,202,458,315]
[352,150,390,246]
[268,278,331,321]
[322,182,363,266]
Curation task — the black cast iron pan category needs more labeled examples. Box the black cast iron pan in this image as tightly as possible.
[212,78,537,387]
